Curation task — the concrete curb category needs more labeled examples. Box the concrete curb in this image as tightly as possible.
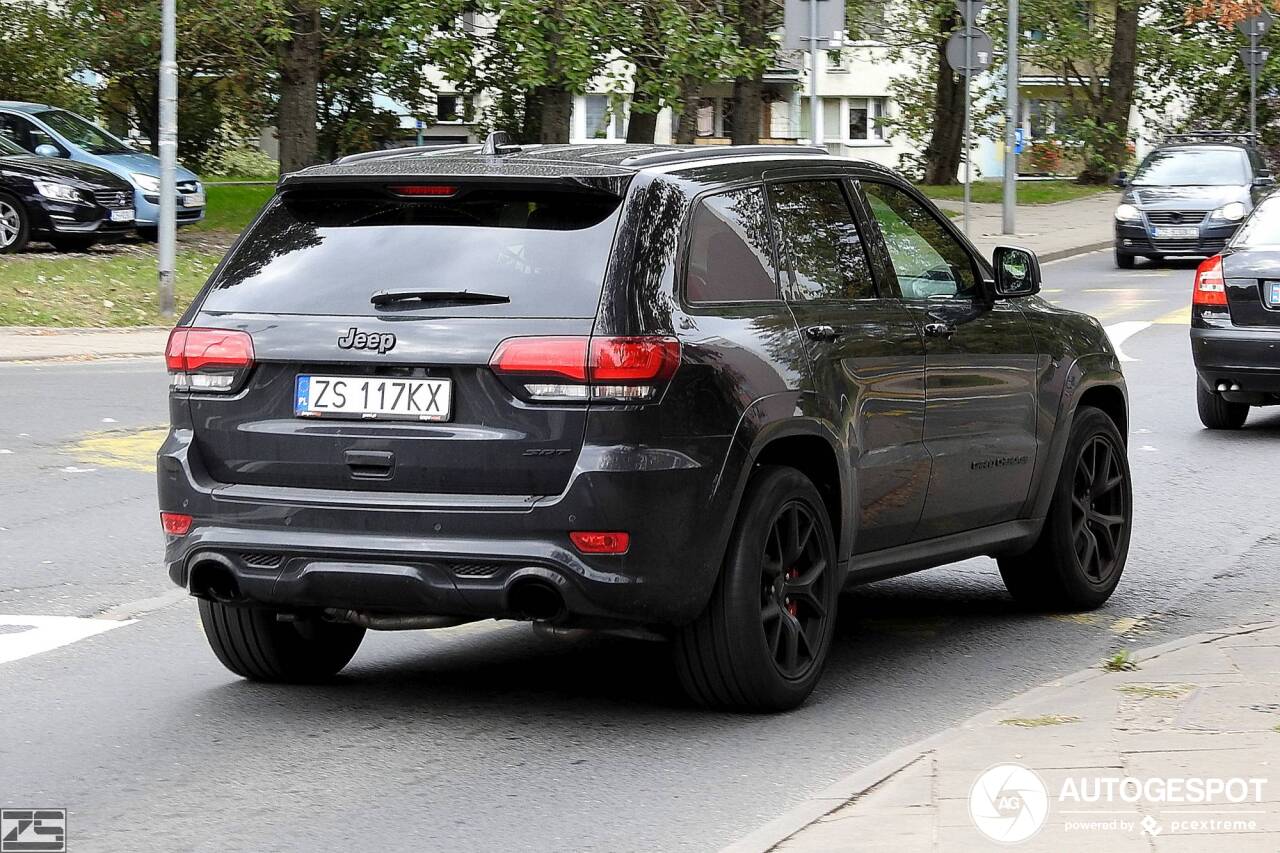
[719,619,1280,853]
[0,326,168,363]
[1038,239,1113,264]
[0,351,163,363]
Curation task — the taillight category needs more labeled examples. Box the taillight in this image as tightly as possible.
[160,512,193,535]
[489,336,680,402]
[387,184,458,197]
[166,327,255,392]
[1192,255,1228,307]
[570,531,630,554]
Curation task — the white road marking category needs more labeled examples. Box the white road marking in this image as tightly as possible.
[0,615,134,664]
[1104,321,1153,363]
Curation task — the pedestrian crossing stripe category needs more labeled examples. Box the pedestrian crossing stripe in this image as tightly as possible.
[0,615,134,665]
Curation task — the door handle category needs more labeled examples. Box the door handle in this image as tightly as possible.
[805,324,841,341]
[345,449,395,480]
[923,322,956,338]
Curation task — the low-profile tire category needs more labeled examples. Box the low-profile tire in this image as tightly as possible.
[1114,249,1135,269]
[198,599,365,682]
[998,406,1131,612]
[48,235,99,253]
[0,194,30,253]
[1196,382,1249,430]
[674,465,840,712]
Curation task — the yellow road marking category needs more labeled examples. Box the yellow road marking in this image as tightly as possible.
[1050,613,1102,625]
[68,427,167,473]
[1154,305,1191,324]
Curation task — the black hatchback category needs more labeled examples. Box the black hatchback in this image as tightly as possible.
[1191,193,1280,428]
[159,139,1131,710]
[1113,133,1272,268]
[0,134,135,252]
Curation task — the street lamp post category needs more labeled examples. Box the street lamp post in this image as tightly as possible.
[1003,0,1017,235]
[157,0,177,319]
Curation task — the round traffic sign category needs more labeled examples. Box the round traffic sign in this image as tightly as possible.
[946,28,995,74]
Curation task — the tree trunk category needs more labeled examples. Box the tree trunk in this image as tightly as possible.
[923,11,964,185]
[520,88,543,143]
[1078,0,1139,184]
[731,0,770,144]
[675,78,701,144]
[626,55,662,143]
[276,1,321,173]
[537,85,572,143]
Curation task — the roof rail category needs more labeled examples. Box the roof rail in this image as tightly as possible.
[1162,131,1257,146]
[333,143,481,165]
[618,144,828,168]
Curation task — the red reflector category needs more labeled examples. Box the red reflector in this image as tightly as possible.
[590,337,681,382]
[388,184,458,196]
[490,337,589,380]
[161,512,193,535]
[165,328,255,371]
[570,531,630,554]
[1192,255,1228,306]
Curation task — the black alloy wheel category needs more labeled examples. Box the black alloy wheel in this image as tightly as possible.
[1070,433,1128,588]
[760,501,831,680]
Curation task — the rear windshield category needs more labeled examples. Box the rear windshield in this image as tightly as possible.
[1232,196,1280,248]
[1131,148,1249,186]
[199,187,622,318]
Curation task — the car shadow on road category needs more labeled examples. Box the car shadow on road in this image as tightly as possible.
[189,562,1068,717]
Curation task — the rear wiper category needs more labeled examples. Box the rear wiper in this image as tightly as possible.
[370,289,510,306]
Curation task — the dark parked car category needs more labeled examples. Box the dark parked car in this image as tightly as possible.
[0,134,135,253]
[1114,133,1273,269]
[159,138,1132,711]
[1191,193,1280,429]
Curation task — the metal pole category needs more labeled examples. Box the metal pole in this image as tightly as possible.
[1251,26,1258,142]
[809,0,820,147]
[1003,0,1018,235]
[962,1,973,235]
[157,0,177,319]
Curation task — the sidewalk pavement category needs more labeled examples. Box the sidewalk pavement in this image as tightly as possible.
[728,621,1280,853]
[935,191,1118,263]
[0,326,169,361]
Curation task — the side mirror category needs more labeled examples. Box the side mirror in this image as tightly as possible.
[1254,169,1274,187]
[34,144,62,158]
[1110,171,1129,188]
[992,246,1041,298]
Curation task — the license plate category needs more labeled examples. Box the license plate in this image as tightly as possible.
[1152,225,1198,239]
[294,375,451,421]
[109,208,134,222]
[181,191,206,208]
[1268,282,1280,307]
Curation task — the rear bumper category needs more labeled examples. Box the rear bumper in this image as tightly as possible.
[157,429,734,628]
[1115,221,1236,258]
[1191,326,1280,396]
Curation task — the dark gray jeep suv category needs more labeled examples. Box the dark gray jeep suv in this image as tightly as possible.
[159,138,1132,711]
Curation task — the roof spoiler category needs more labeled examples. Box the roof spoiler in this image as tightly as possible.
[277,170,630,198]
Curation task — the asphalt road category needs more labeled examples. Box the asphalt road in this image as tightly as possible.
[2,250,1278,853]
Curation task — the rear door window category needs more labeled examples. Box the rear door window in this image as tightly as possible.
[199,187,623,318]
[768,179,876,301]
[685,186,780,303]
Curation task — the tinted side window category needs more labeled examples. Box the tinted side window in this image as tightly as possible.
[768,179,875,301]
[685,187,779,303]
[0,115,32,151]
[862,182,978,299]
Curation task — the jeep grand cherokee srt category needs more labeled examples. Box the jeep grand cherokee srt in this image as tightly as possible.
[158,137,1132,711]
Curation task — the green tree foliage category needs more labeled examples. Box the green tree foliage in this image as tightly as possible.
[0,4,95,113]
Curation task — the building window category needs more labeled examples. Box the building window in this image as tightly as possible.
[826,50,845,71]
[436,94,465,123]
[696,98,716,137]
[848,97,886,142]
[822,98,840,142]
[582,95,625,140]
